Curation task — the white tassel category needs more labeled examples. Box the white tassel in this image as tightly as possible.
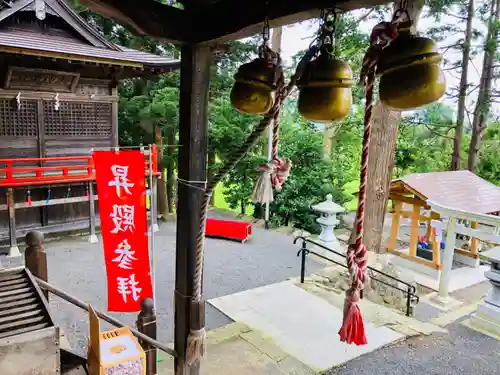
[252,158,292,204]
[252,163,274,204]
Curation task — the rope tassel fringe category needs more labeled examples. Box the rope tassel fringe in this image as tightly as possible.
[338,289,367,345]
[186,328,206,366]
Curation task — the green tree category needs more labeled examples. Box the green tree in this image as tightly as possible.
[271,117,345,233]
[477,120,500,184]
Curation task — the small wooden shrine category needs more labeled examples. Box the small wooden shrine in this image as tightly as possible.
[0,0,179,245]
[387,170,500,275]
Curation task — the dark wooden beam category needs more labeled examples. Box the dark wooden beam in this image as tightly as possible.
[192,0,390,43]
[82,0,390,44]
[174,43,212,375]
[80,0,191,44]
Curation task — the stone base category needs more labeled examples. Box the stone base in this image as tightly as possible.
[454,252,480,268]
[427,292,463,312]
[0,254,24,270]
[7,246,21,258]
[470,302,500,338]
[88,234,99,244]
[310,239,345,265]
[391,255,441,279]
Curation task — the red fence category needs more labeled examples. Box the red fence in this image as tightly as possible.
[0,146,159,188]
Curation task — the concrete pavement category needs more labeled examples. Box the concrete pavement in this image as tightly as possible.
[44,216,322,354]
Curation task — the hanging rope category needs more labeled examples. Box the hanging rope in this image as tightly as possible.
[339,8,411,346]
[251,95,292,205]
[251,9,338,206]
[185,46,316,366]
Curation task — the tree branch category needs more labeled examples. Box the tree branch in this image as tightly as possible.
[423,123,454,139]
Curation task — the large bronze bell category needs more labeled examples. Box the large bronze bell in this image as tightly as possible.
[230,57,279,115]
[377,33,446,111]
[297,52,354,123]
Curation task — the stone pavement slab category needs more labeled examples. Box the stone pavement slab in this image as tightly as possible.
[208,281,404,372]
[157,323,314,375]
[297,278,446,337]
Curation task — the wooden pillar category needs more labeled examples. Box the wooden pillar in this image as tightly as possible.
[24,230,48,300]
[431,226,441,268]
[387,200,402,251]
[111,87,119,147]
[409,204,420,258]
[174,43,211,375]
[7,188,20,257]
[471,221,479,255]
[155,124,169,218]
[88,181,98,244]
[137,298,157,375]
[425,221,432,242]
[166,126,176,214]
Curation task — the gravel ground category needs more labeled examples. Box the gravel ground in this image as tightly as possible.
[45,215,321,353]
[327,316,500,375]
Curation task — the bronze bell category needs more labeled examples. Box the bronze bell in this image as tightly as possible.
[377,33,446,111]
[230,57,279,115]
[297,52,355,123]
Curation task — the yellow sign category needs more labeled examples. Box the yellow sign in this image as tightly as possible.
[87,304,146,375]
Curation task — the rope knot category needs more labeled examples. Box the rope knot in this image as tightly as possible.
[347,288,361,304]
[359,18,405,87]
[271,158,292,191]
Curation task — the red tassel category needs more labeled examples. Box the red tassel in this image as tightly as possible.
[338,290,367,346]
[27,191,32,207]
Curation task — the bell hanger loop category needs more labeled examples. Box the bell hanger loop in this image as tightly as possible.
[316,9,338,56]
[258,2,282,73]
[259,2,272,59]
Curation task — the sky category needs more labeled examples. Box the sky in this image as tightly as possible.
[274,8,487,115]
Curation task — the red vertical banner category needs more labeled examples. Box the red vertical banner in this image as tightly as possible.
[93,150,152,312]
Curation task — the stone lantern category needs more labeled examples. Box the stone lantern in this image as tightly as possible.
[312,194,345,244]
[470,246,500,336]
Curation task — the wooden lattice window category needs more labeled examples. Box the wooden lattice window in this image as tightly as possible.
[0,99,38,137]
[44,101,112,137]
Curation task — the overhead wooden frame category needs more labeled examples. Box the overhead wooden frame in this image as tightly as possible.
[80,0,190,44]
[80,0,390,44]
[190,0,389,43]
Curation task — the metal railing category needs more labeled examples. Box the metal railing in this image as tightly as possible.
[294,236,419,316]
[35,277,177,358]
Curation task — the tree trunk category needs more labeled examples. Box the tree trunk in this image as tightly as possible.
[451,0,474,171]
[155,124,169,218]
[359,0,425,254]
[467,0,500,172]
[166,125,176,213]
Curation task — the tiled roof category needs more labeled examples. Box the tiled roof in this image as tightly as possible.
[393,170,500,214]
[0,26,179,69]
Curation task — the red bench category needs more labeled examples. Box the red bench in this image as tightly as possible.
[205,218,253,243]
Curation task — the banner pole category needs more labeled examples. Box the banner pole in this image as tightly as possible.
[148,144,157,308]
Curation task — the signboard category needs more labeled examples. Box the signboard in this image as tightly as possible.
[93,150,152,312]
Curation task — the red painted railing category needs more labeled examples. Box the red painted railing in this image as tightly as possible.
[0,147,159,188]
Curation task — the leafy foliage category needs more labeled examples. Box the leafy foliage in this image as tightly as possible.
[69,0,500,233]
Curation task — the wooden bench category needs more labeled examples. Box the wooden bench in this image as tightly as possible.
[205,218,252,243]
